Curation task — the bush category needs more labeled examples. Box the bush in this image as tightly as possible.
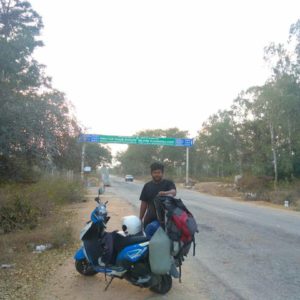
[26,177,85,206]
[0,176,85,233]
[0,195,39,233]
[236,175,273,192]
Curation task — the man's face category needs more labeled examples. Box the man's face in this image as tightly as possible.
[151,169,163,182]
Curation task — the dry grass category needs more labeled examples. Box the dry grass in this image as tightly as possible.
[0,177,85,299]
[0,206,75,260]
[190,182,241,198]
[0,204,78,300]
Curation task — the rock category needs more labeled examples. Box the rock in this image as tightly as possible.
[244,192,257,200]
[234,174,243,185]
[34,243,53,253]
[1,264,16,269]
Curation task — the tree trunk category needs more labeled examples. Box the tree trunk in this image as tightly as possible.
[287,117,292,153]
[287,116,294,179]
[221,159,224,177]
[269,122,278,189]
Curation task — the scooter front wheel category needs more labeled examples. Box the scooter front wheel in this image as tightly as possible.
[75,259,97,276]
[150,274,172,294]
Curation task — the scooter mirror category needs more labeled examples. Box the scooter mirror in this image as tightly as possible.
[94,197,100,203]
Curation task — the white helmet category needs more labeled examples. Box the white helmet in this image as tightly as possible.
[122,215,142,235]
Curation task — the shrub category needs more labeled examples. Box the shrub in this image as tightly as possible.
[0,176,85,233]
[0,195,39,232]
[236,175,273,192]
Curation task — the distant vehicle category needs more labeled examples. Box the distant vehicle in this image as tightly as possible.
[125,175,134,182]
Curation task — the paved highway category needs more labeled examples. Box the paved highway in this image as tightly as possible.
[107,176,300,300]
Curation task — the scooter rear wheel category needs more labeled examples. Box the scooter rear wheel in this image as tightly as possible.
[150,274,172,294]
[75,259,97,276]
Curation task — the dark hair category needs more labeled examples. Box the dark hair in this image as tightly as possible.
[150,162,164,173]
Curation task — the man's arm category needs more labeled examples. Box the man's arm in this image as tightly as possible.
[139,200,148,220]
[158,189,176,197]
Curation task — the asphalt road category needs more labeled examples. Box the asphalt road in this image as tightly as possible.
[106,176,300,300]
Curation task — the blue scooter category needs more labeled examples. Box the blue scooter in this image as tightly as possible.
[74,196,173,294]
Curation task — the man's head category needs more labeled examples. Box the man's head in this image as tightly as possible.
[150,162,164,182]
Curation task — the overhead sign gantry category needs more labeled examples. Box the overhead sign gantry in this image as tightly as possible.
[79,134,193,147]
[79,134,193,185]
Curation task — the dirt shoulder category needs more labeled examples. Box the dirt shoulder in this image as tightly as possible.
[179,181,300,211]
[189,182,241,198]
[35,188,202,300]
[36,190,151,300]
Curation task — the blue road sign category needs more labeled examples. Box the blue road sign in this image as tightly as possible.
[175,138,194,147]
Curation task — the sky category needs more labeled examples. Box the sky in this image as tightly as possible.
[30,0,300,154]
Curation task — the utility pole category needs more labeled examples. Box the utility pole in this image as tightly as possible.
[186,147,189,186]
[81,143,86,180]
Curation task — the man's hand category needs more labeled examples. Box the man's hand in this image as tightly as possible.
[158,189,176,197]
[158,191,167,196]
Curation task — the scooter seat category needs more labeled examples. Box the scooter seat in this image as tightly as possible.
[113,233,149,253]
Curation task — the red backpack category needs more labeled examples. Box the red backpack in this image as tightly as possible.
[154,196,198,256]
[154,196,198,282]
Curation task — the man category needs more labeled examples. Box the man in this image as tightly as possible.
[139,162,176,228]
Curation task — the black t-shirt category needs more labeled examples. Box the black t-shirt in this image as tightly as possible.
[140,179,176,225]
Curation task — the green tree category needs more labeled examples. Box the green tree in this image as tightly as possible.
[116,128,190,177]
[192,110,239,178]
[0,1,82,181]
[84,144,112,171]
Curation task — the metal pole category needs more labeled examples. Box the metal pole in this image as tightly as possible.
[81,143,86,180]
[186,147,189,186]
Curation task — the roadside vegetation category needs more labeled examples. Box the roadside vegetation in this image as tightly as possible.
[0,0,112,233]
[0,176,84,233]
[0,2,111,298]
[0,1,112,182]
